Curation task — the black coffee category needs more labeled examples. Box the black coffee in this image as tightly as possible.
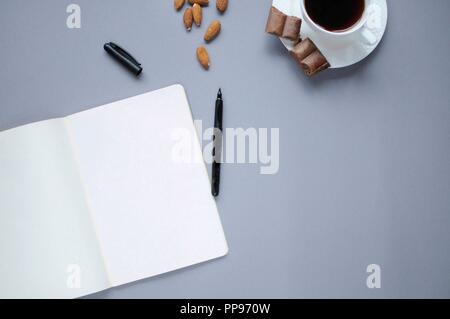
[304,0,365,32]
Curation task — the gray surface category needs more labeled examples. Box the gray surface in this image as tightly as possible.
[1,0,449,298]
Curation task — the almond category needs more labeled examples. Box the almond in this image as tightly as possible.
[174,0,185,11]
[189,0,209,6]
[192,4,202,27]
[197,46,210,70]
[183,7,193,31]
[216,0,228,13]
[204,20,221,42]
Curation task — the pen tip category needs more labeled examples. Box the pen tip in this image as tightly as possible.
[218,88,222,99]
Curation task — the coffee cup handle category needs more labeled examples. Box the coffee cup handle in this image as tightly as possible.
[360,26,377,45]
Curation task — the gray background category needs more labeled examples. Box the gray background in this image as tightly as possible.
[1,0,449,298]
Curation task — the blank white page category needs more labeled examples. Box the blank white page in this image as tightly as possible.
[66,85,228,286]
[0,119,109,298]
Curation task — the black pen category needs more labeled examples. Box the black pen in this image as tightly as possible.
[104,42,143,76]
[212,89,223,197]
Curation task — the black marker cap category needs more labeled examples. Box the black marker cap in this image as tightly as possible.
[104,42,143,76]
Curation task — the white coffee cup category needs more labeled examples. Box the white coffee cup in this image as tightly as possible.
[301,0,377,45]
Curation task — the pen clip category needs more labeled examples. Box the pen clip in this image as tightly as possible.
[109,42,141,66]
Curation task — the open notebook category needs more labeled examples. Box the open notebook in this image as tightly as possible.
[0,85,228,298]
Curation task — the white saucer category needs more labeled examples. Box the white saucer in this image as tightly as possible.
[272,0,388,68]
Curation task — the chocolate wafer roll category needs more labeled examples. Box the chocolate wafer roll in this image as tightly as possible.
[265,6,287,37]
[290,38,317,63]
[301,51,330,76]
[290,38,330,76]
[282,16,302,41]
